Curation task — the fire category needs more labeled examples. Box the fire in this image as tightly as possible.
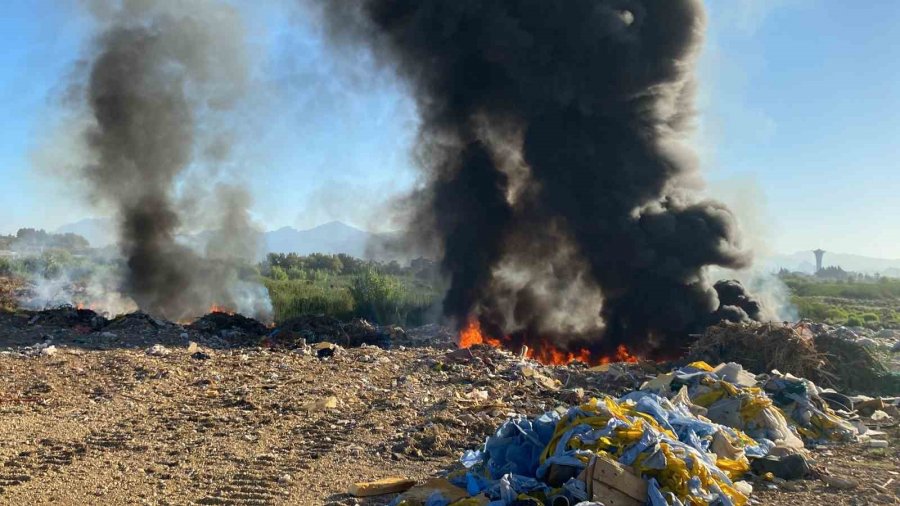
[458,318,502,348]
[457,317,640,366]
[209,304,235,315]
[597,344,639,365]
[525,344,592,366]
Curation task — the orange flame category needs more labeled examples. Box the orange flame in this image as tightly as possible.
[525,344,592,366]
[596,344,639,365]
[458,318,502,348]
[209,304,235,315]
[457,317,639,366]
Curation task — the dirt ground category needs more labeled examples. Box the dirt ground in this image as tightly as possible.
[0,305,897,505]
[0,342,896,505]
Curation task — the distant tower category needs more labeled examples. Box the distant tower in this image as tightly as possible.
[813,249,826,273]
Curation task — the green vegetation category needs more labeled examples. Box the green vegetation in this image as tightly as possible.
[6,240,899,330]
[259,253,442,325]
[782,273,900,328]
[783,275,900,300]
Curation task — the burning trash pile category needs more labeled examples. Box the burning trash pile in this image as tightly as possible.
[0,303,445,354]
[381,361,892,506]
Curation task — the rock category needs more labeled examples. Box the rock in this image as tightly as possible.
[314,342,340,360]
[750,454,810,480]
[857,338,879,349]
[146,344,171,357]
[191,351,210,361]
[821,475,859,490]
[445,348,475,364]
[40,345,58,357]
[868,439,889,448]
[278,474,293,484]
[304,396,338,413]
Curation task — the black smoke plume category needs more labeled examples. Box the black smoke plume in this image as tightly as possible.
[69,0,270,321]
[316,0,766,357]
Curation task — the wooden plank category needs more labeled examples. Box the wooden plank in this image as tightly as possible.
[581,454,648,502]
[349,477,417,497]
[591,481,644,506]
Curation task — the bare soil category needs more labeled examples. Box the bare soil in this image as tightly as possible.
[0,310,897,505]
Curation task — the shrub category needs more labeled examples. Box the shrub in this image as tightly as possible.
[264,278,355,321]
[350,269,403,324]
[846,315,863,327]
[269,265,289,281]
[862,312,880,323]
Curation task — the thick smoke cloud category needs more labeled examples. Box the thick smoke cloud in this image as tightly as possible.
[317,0,764,357]
[70,0,271,321]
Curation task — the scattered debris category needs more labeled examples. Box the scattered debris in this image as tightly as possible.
[751,454,811,480]
[348,477,416,497]
[146,344,171,357]
[821,474,859,490]
[0,306,896,504]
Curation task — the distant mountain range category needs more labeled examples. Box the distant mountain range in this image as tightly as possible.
[55,218,378,259]
[53,219,900,275]
[264,221,374,258]
[56,218,117,248]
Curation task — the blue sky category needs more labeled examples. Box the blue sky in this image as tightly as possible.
[1,1,898,258]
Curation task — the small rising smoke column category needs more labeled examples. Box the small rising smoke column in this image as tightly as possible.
[318,0,761,355]
[74,0,269,321]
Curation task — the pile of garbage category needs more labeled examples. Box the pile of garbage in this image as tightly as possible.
[188,310,269,342]
[690,322,900,395]
[266,314,398,349]
[21,305,108,332]
[382,360,889,506]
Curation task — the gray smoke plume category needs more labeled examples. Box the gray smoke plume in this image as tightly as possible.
[315,0,764,358]
[70,0,270,321]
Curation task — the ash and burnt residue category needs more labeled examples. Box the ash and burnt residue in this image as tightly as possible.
[316,0,764,359]
[189,311,270,342]
[269,315,395,349]
[0,306,453,352]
